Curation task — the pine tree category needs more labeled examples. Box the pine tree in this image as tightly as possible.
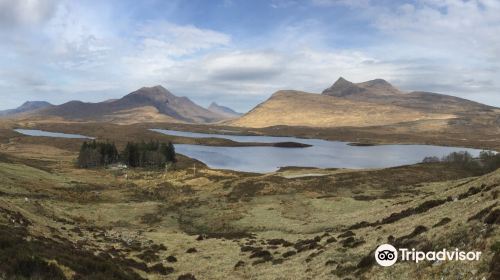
[167,142,176,163]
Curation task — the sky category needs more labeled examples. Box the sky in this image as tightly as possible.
[1,0,499,112]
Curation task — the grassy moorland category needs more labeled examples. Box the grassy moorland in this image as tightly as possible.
[0,120,498,279]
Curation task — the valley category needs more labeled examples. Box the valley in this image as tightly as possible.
[0,125,498,279]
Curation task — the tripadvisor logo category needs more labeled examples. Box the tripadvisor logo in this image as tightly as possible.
[374,244,482,267]
[375,244,398,266]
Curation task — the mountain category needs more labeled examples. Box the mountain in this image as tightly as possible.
[32,86,228,124]
[0,101,53,117]
[207,102,242,118]
[322,77,402,97]
[322,77,492,114]
[229,77,497,128]
[229,90,455,128]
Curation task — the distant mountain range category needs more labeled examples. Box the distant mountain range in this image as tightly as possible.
[0,101,53,117]
[3,86,240,124]
[229,77,497,128]
[3,79,498,129]
[208,102,242,118]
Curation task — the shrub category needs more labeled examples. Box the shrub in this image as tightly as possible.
[479,150,500,172]
[422,156,440,163]
[421,150,500,174]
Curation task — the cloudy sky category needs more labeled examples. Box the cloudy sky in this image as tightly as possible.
[1,0,499,111]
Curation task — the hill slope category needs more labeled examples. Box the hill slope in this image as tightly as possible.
[229,90,455,128]
[33,86,227,124]
[229,78,497,128]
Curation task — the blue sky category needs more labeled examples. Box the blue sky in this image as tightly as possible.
[1,0,499,111]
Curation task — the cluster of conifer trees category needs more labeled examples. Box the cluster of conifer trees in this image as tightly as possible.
[121,141,176,168]
[77,140,175,168]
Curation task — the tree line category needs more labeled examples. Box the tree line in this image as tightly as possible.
[422,150,500,174]
[77,140,176,168]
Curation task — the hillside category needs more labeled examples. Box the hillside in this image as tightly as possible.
[31,86,228,124]
[229,90,455,128]
[229,78,497,128]
[0,101,53,117]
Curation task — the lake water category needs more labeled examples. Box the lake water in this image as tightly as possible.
[151,129,485,173]
[14,129,94,139]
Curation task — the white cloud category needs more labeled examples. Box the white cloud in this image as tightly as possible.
[364,0,500,104]
[1,0,499,111]
[0,0,60,28]
[375,0,500,59]
[135,21,231,57]
[310,0,370,8]
[121,20,231,84]
[204,51,286,81]
[270,0,300,9]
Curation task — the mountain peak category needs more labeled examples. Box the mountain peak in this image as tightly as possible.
[357,78,401,95]
[147,85,167,91]
[0,100,53,117]
[323,77,401,97]
[137,85,169,94]
[20,101,52,107]
[334,76,351,84]
[126,85,176,103]
[360,78,393,88]
[21,100,48,106]
[18,101,53,111]
[322,77,364,97]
